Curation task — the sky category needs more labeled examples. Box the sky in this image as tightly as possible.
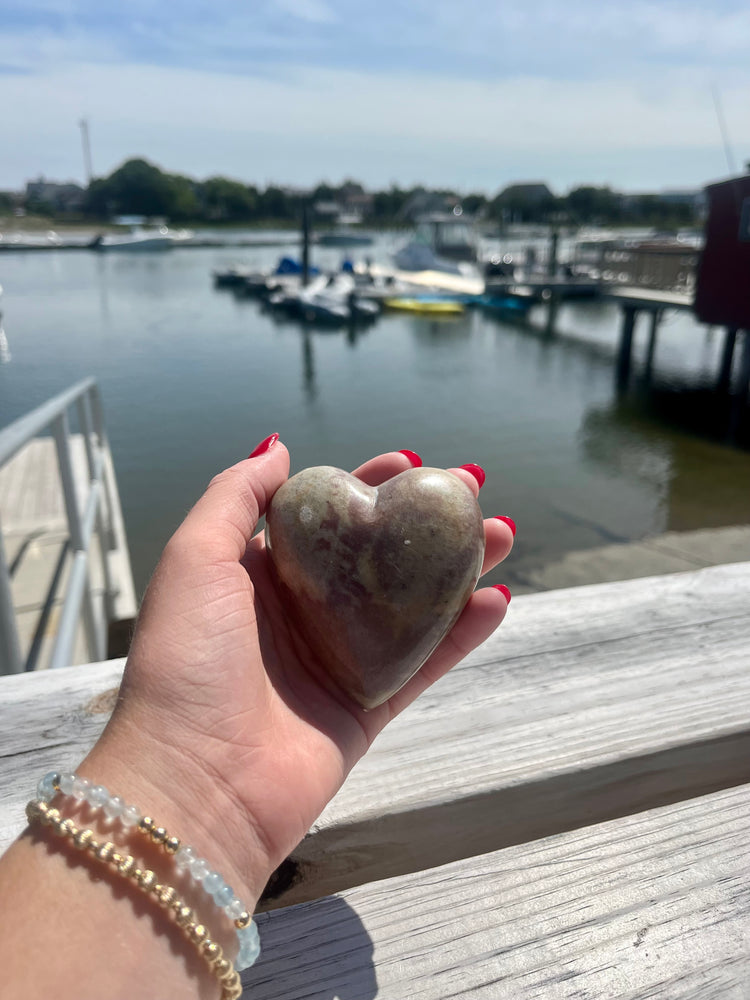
[2,0,749,195]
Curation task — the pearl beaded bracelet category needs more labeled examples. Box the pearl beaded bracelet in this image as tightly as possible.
[35,770,260,976]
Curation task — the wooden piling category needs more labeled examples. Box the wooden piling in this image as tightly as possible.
[728,330,750,442]
[643,308,661,379]
[301,204,311,287]
[616,305,638,390]
[544,290,560,337]
[717,327,738,392]
[547,231,559,277]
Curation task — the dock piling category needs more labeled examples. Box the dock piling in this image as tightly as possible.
[643,308,662,379]
[728,330,750,442]
[717,327,739,392]
[544,291,560,337]
[616,305,638,390]
[301,204,311,288]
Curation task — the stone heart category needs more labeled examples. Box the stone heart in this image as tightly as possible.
[265,465,485,709]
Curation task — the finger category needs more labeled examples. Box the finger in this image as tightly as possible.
[481,516,515,576]
[352,449,422,486]
[445,464,485,498]
[171,436,291,562]
[386,586,510,717]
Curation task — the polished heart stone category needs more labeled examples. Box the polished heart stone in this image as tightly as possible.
[265,465,485,709]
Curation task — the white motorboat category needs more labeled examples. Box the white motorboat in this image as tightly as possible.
[93,226,192,252]
[394,213,480,274]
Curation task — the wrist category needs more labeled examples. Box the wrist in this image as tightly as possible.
[79,706,272,914]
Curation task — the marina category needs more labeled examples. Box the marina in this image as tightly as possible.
[2,230,749,604]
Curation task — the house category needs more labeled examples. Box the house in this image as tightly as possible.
[25,178,85,213]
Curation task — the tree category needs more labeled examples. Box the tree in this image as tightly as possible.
[198,177,258,221]
[84,158,197,220]
[565,186,623,224]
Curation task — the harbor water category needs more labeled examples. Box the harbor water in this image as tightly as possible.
[1,233,749,597]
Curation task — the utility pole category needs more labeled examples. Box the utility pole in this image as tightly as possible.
[79,119,93,185]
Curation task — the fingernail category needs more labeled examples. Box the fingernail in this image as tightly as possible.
[399,449,422,468]
[248,433,279,458]
[494,515,516,536]
[461,463,486,488]
[494,584,511,604]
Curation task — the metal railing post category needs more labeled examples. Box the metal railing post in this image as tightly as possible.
[77,391,116,622]
[0,378,132,672]
[90,384,117,551]
[0,514,24,674]
[51,412,104,663]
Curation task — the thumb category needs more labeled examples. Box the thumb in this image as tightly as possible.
[172,435,291,561]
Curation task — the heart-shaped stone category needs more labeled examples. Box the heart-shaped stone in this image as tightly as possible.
[265,466,485,709]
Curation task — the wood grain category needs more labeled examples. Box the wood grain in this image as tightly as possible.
[277,561,750,906]
[243,783,750,999]
[0,658,124,849]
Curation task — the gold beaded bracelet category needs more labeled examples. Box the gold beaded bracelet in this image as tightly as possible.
[34,770,259,975]
[26,799,243,1000]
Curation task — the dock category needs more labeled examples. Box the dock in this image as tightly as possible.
[1,560,748,996]
[0,381,136,673]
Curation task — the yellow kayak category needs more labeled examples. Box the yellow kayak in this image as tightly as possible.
[383,297,465,315]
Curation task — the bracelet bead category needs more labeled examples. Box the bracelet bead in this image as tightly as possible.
[121,803,142,827]
[118,856,136,876]
[164,834,180,854]
[104,795,125,821]
[71,776,90,800]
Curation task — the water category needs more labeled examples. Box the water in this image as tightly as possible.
[1,236,749,597]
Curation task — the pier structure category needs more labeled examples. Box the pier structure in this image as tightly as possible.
[0,380,136,674]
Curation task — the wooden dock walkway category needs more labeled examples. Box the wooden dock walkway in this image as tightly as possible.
[0,435,136,670]
[1,560,748,996]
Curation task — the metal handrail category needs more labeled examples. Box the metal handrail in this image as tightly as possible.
[0,380,117,674]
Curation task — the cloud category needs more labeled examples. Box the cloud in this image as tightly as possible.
[273,0,338,24]
[1,59,747,190]
[2,0,750,81]
[1,1,748,189]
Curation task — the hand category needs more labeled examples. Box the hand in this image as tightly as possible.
[85,439,514,906]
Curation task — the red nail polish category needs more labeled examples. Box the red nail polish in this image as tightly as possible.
[494,515,516,536]
[494,585,511,604]
[399,449,422,468]
[461,463,486,488]
[248,433,279,459]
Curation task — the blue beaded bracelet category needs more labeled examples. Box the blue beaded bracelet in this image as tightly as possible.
[37,770,260,971]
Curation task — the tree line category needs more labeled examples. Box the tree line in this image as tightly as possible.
[32,158,702,229]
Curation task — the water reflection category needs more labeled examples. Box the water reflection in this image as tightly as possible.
[301,327,317,401]
[581,394,750,532]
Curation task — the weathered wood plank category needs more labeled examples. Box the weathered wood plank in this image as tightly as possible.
[243,783,750,999]
[1,563,749,911]
[278,560,750,906]
[0,658,124,849]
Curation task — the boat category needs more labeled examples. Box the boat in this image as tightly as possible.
[474,293,533,316]
[213,265,256,288]
[228,257,321,296]
[316,230,374,247]
[394,213,480,275]
[383,296,465,316]
[93,226,192,252]
[269,273,380,325]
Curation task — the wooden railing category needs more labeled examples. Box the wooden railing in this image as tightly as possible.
[573,244,699,293]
